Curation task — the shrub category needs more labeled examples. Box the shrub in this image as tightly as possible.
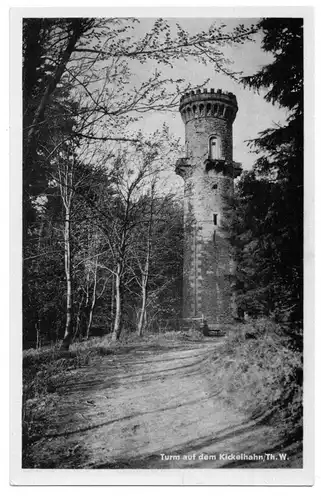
[214,318,303,444]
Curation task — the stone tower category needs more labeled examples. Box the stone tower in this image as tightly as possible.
[176,88,241,332]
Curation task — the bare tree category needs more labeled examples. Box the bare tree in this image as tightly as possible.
[128,180,160,338]
[51,145,76,349]
[136,182,155,337]
[50,139,104,349]
[129,189,184,335]
[91,131,177,341]
[109,154,153,341]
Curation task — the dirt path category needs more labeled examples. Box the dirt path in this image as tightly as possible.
[30,338,301,469]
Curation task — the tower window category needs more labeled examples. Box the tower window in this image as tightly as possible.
[213,214,218,225]
[209,135,222,160]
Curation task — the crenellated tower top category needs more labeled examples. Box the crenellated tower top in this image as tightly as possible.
[179,88,238,124]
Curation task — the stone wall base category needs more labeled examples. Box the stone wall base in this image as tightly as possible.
[181,318,236,336]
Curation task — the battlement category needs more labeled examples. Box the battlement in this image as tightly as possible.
[179,88,238,124]
[180,88,237,103]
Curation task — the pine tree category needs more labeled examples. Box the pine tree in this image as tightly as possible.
[231,18,303,326]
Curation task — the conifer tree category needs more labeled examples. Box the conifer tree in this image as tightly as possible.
[230,18,303,326]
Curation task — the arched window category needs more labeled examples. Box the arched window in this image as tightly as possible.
[209,135,222,160]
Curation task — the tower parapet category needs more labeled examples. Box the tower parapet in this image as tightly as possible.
[179,88,238,125]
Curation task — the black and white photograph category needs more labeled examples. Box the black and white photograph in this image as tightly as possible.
[10,6,314,486]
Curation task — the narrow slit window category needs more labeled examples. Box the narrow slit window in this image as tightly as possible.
[213,230,216,244]
[213,213,218,225]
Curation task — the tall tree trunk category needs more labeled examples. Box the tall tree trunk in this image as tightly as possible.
[86,256,98,340]
[137,275,148,337]
[61,205,73,350]
[137,187,154,337]
[110,272,114,333]
[74,292,84,341]
[111,264,123,341]
[35,321,41,350]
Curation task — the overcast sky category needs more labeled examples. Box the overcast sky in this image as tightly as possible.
[126,18,288,192]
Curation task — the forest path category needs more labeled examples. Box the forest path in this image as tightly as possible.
[30,337,299,469]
